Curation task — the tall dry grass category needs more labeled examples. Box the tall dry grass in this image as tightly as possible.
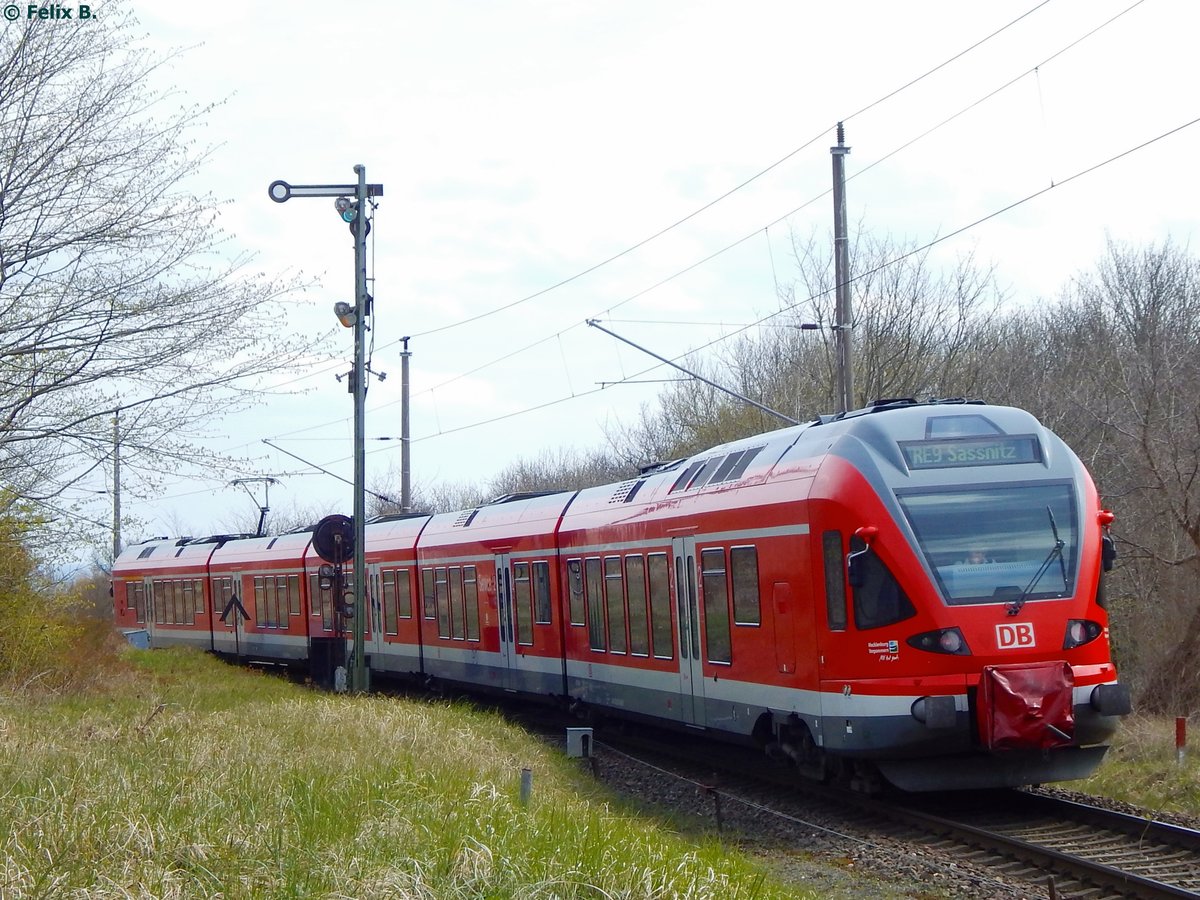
[0,646,804,899]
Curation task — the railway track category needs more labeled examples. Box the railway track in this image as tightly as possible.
[875,789,1200,899]
[578,722,1200,899]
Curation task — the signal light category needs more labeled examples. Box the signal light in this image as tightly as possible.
[334,301,357,328]
[334,196,356,222]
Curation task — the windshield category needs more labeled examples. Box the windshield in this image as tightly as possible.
[897,483,1078,605]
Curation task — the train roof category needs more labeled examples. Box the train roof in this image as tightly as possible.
[417,489,577,550]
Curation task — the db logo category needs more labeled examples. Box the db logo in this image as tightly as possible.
[996,622,1036,648]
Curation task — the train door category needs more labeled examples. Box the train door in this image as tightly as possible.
[366,563,384,661]
[142,576,157,645]
[494,553,517,690]
[671,536,707,727]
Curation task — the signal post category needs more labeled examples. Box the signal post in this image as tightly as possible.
[268,167,383,693]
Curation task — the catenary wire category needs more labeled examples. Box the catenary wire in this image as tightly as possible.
[215,0,1091,456]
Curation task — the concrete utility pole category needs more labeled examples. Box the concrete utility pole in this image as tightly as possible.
[831,122,854,414]
[400,336,412,512]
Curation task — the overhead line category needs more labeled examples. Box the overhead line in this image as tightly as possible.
[240,0,1147,459]
[383,114,1200,448]
[401,0,1055,341]
[216,0,1070,455]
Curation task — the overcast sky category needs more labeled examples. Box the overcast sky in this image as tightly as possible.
[92,0,1198,543]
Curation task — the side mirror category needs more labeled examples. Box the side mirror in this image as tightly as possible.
[847,526,879,588]
[1101,533,1116,573]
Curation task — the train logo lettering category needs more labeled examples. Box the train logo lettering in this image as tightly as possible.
[996,622,1036,649]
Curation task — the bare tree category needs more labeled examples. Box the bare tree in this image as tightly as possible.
[609,230,1006,463]
[0,7,327,544]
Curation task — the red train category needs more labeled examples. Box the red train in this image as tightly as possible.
[112,399,1131,791]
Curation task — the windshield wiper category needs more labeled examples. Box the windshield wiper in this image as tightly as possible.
[1006,507,1067,616]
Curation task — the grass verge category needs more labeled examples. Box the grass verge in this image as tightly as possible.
[1070,713,1200,816]
[0,647,809,899]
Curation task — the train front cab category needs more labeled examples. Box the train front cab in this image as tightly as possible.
[799,404,1131,791]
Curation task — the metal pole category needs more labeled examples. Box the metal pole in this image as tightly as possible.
[352,163,368,693]
[401,336,411,512]
[831,122,853,414]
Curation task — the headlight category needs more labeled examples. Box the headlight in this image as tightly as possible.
[906,627,971,655]
[1063,619,1102,649]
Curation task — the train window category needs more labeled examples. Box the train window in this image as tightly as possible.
[274,576,286,628]
[850,536,916,630]
[464,567,480,640]
[625,555,649,656]
[181,580,194,620]
[288,575,300,616]
[271,576,284,628]
[675,557,688,660]
[730,546,760,625]
[701,548,732,664]
[397,569,412,619]
[311,573,330,630]
[449,567,465,640]
[533,561,551,625]
[422,569,436,619]
[194,579,206,616]
[605,556,627,654]
[567,559,585,625]
[898,483,1078,605]
[128,582,146,624]
[648,553,672,659]
[269,576,282,628]
[513,562,533,645]
[253,577,265,627]
[585,557,605,651]
[382,570,398,635]
[435,568,450,638]
[822,531,848,631]
[278,576,291,621]
[687,556,700,660]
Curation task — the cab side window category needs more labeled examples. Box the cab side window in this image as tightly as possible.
[849,535,916,630]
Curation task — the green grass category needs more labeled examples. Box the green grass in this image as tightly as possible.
[1070,713,1200,816]
[0,648,810,899]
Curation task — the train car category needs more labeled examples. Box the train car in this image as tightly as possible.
[361,514,432,678]
[112,399,1131,791]
[413,493,573,696]
[113,536,219,652]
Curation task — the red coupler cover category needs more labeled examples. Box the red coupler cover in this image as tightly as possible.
[978,661,1075,751]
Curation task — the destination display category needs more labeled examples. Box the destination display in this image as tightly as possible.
[900,435,1042,470]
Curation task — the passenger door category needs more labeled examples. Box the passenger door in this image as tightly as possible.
[494,553,517,690]
[671,536,706,727]
[366,563,384,660]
